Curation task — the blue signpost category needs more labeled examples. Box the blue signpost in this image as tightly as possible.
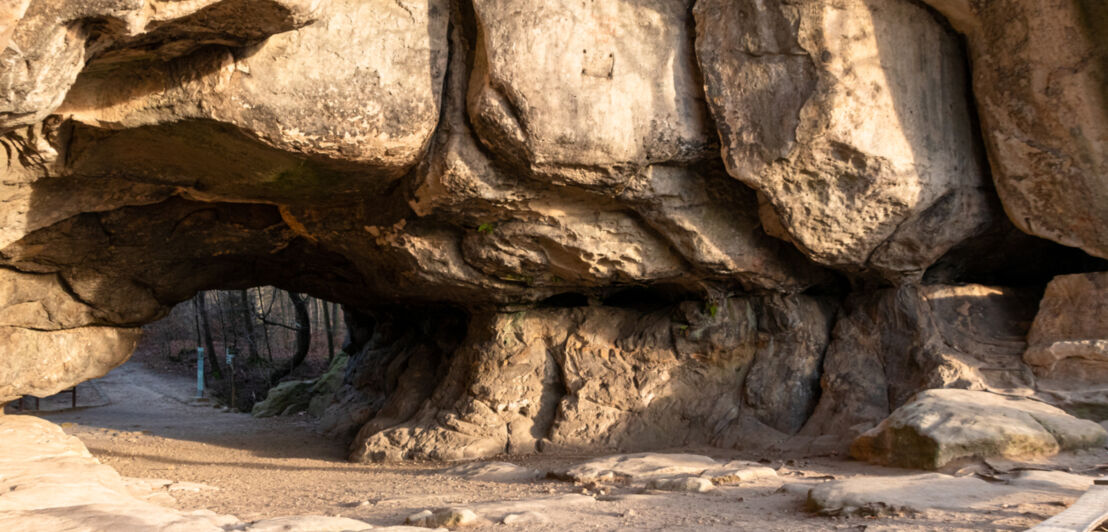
[196,347,205,398]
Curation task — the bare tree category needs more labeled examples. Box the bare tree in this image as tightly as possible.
[194,292,221,379]
[267,290,312,382]
[321,299,335,360]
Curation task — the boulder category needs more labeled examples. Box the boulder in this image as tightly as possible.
[467,0,711,182]
[851,389,1107,469]
[243,516,374,532]
[251,380,314,418]
[405,507,481,529]
[694,0,992,279]
[800,284,1038,444]
[922,0,1108,259]
[306,352,350,417]
[1024,272,1108,419]
[0,415,238,531]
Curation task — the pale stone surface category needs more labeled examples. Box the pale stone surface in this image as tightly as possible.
[467,0,711,182]
[851,389,1107,469]
[243,516,375,532]
[1024,272,1108,418]
[0,414,236,531]
[0,325,140,402]
[701,460,778,485]
[801,284,1039,445]
[0,0,321,132]
[799,470,1097,516]
[922,0,1108,259]
[445,461,544,483]
[646,476,715,493]
[694,0,992,278]
[560,453,720,484]
[556,453,775,490]
[405,507,481,529]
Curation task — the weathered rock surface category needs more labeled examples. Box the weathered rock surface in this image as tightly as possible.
[556,453,776,489]
[694,0,992,278]
[922,0,1108,259]
[0,0,1104,492]
[241,516,375,532]
[467,0,711,181]
[251,379,314,418]
[800,284,1039,445]
[349,295,835,462]
[558,453,717,484]
[799,470,1097,516]
[1,0,321,133]
[405,507,481,529]
[253,351,350,418]
[0,414,236,530]
[1024,272,1108,418]
[851,389,1107,469]
[445,461,543,483]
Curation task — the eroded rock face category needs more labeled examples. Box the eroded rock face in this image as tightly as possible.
[349,295,835,462]
[922,0,1108,259]
[467,0,711,182]
[694,0,992,279]
[799,284,1039,445]
[1025,272,1108,418]
[0,0,1104,466]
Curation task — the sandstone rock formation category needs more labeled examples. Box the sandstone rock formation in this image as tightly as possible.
[348,295,835,462]
[921,0,1108,260]
[851,389,1107,469]
[1,0,1106,471]
[694,0,992,279]
[1025,272,1108,419]
[799,284,1039,445]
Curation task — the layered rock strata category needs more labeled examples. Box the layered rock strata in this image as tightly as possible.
[0,0,1106,465]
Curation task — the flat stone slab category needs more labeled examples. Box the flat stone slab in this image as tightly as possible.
[445,461,544,483]
[557,453,776,487]
[794,471,1100,517]
[243,516,376,531]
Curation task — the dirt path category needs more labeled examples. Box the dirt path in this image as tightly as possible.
[34,361,1100,531]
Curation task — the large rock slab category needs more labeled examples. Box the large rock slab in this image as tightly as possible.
[467,0,711,183]
[800,470,1096,516]
[851,389,1107,469]
[56,0,449,200]
[0,415,237,530]
[694,0,992,278]
[0,325,140,402]
[922,0,1108,259]
[800,284,1039,444]
[0,0,321,132]
[1024,272,1108,418]
[556,453,776,487]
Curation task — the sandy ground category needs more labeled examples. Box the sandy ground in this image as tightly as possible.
[24,360,1107,531]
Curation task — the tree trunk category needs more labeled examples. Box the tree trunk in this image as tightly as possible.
[196,292,221,379]
[322,298,334,360]
[237,290,260,361]
[270,291,311,382]
[257,287,274,362]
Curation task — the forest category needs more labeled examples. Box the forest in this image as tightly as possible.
[133,287,346,411]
